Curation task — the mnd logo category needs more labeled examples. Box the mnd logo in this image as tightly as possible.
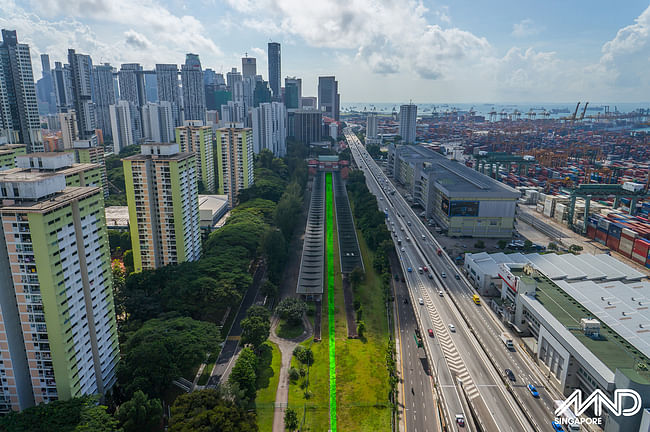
[555,389,642,419]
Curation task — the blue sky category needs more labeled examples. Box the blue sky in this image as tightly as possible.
[3,0,650,102]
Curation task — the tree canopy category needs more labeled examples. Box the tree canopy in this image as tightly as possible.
[170,389,258,432]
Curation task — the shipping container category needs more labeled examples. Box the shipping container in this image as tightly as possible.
[587,226,597,239]
[619,237,633,257]
[607,235,620,251]
[608,223,623,239]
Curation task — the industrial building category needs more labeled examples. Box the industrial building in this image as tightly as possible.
[464,251,650,432]
[387,144,519,237]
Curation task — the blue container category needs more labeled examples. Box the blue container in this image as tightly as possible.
[608,223,623,239]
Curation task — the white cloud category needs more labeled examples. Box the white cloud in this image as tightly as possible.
[124,30,151,50]
[511,19,541,38]
[226,0,490,80]
[435,6,451,24]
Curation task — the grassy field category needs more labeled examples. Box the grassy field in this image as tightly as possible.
[277,319,305,339]
[256,341,282,432]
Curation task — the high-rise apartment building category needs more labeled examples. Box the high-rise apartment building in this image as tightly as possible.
[52,62,73,113]
[242,56,256,78]
[175,123,215,192]
[59,111,79,149]
[0,30,43,152]
[284,77,301,110]
[267,43,281,100]
[155,64,181,127]
[252,102,287,157]
[0,144,26,170]
[220,101,246,124]
[181,54,206,123]
[109,100,138,154]
[318,76,340,121]
[398,103,417,144]
[216,126,254,207]
[118,63,146,107]
[67,49,96,140]
[67,139,108,198]
[123,143,201,271]
[366,112,378,141]
[226,68,242,93]
[142,102,174,143]
[294,110,322,145]
[13,152,103,194]
[0,169,119,411]
[92,63,115,138]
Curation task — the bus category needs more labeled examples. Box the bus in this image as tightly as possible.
[553,400,581,431]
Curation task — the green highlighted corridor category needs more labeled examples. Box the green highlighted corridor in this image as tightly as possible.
[325,172,337,432]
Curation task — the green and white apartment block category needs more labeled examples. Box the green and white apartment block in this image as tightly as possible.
[65,139,108,198]
[387,144,520,238]
[0,169,119,412]
[0,144,26,171]
[123,143,201,272]
[215,125,254,208]
[175,123,215,193]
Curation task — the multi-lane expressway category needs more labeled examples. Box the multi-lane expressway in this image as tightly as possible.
[345,129,560,432]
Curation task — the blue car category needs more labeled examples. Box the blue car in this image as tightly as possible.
[551,421,563,432]
[528,384,539,398]
[407,267,412,273]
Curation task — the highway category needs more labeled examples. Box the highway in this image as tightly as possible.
[345,129,558,432]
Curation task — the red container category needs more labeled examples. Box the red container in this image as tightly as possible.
[586,226,597,239]
[595,230,608,242]
[607,235,620,251]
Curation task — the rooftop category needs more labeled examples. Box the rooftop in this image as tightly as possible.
[394,144,520,199]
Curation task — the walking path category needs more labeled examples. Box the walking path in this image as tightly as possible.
[269,314,313,432]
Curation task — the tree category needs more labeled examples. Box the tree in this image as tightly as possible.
[228,348,258,405]
[241,316,270,350]
[497,239,507,249]
[284,408,299,431]
[261,280,278,298]
[474,240,485,249]
[349,267,365,288]
[568,244,583,254]
[74,403,121,432]
[247,305,271,322]
[295,347,314,366]
[275,298,306,326]
[261,228,288,283]
[357,320,366,337]
[118,317,220,398]
[524,239,533,250]
[170,389,257,432]
[116,390,162,432]
[548,242,559,251]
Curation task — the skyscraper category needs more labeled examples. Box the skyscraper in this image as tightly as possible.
[252,102,287,157]
[253,79,272,107]
[142,101,174,143]
[0,30,43,152]
[294,110,322,145]
[0,169,119,411]
[181,54,206,122]
[398,103,417,144]
[242,56,256,78]
[92,63,116,139]
[175,123,215,192]
[118,63,146,107]
[155,64,181,127]
[216,126,254,207]
[267,42,281,100]
[366,112,378,141]
[318,76,340,121]
[67,49,96,140]
[123,143,201,271]
[52,61,73,113]
[109,100,138,153]
[36,54,55,114]
[226,68,242,93]
[284,77,301,110]
[220,101,246,124]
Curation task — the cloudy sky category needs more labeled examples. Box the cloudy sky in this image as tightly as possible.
[3,0,650,103]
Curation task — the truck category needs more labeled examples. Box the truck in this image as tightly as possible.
[437,248,442,256]
[472,294,480,305]
[500,332,514,350]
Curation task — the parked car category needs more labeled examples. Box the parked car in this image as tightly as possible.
[527,384,539,398]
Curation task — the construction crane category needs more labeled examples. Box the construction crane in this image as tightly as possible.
[488,108,497,122]
[578,101,589,121]
[526,110,536,120]
[561,102,581,121]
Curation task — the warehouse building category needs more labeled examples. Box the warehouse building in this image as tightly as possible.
[465,251,650,432]
[387,144,520,237]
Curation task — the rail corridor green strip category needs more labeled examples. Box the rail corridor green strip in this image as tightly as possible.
[325,172,337,432]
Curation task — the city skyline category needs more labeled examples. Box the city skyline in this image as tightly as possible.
[2,1,650,103]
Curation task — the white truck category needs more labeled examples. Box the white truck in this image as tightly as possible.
[500,332,514,349]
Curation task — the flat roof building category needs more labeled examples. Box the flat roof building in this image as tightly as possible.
[388,144,519,237]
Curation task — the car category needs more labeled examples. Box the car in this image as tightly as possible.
[455,274,460,280]
[427,273,433,279]
[441,272,446,278]
[401,247,405,252]
[438,291,444,297]
[421,234,426,240]
[406,237,410,242]
[403,298,408,304]
[551,421,563,432]
[400,227,404,231]
[418,298,424,305]
[528,384,539,398]
[379,197,383,200]
[428,329,434,337]
[423,266,428,272]
[448,324,456,332]
[407,267,412,273]
[418,267,423,274]
[505,369,515,381]
[407,221,412,226]
[455,414,465,427]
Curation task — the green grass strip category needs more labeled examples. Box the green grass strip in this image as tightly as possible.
[325,172,337,432]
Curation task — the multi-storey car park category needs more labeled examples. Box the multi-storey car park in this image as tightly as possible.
[465,251,650,432]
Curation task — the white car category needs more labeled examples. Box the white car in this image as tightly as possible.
[438,291,444,297]
[448,324,456,332]
[401,247,405,252]
[418,298,424,305]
